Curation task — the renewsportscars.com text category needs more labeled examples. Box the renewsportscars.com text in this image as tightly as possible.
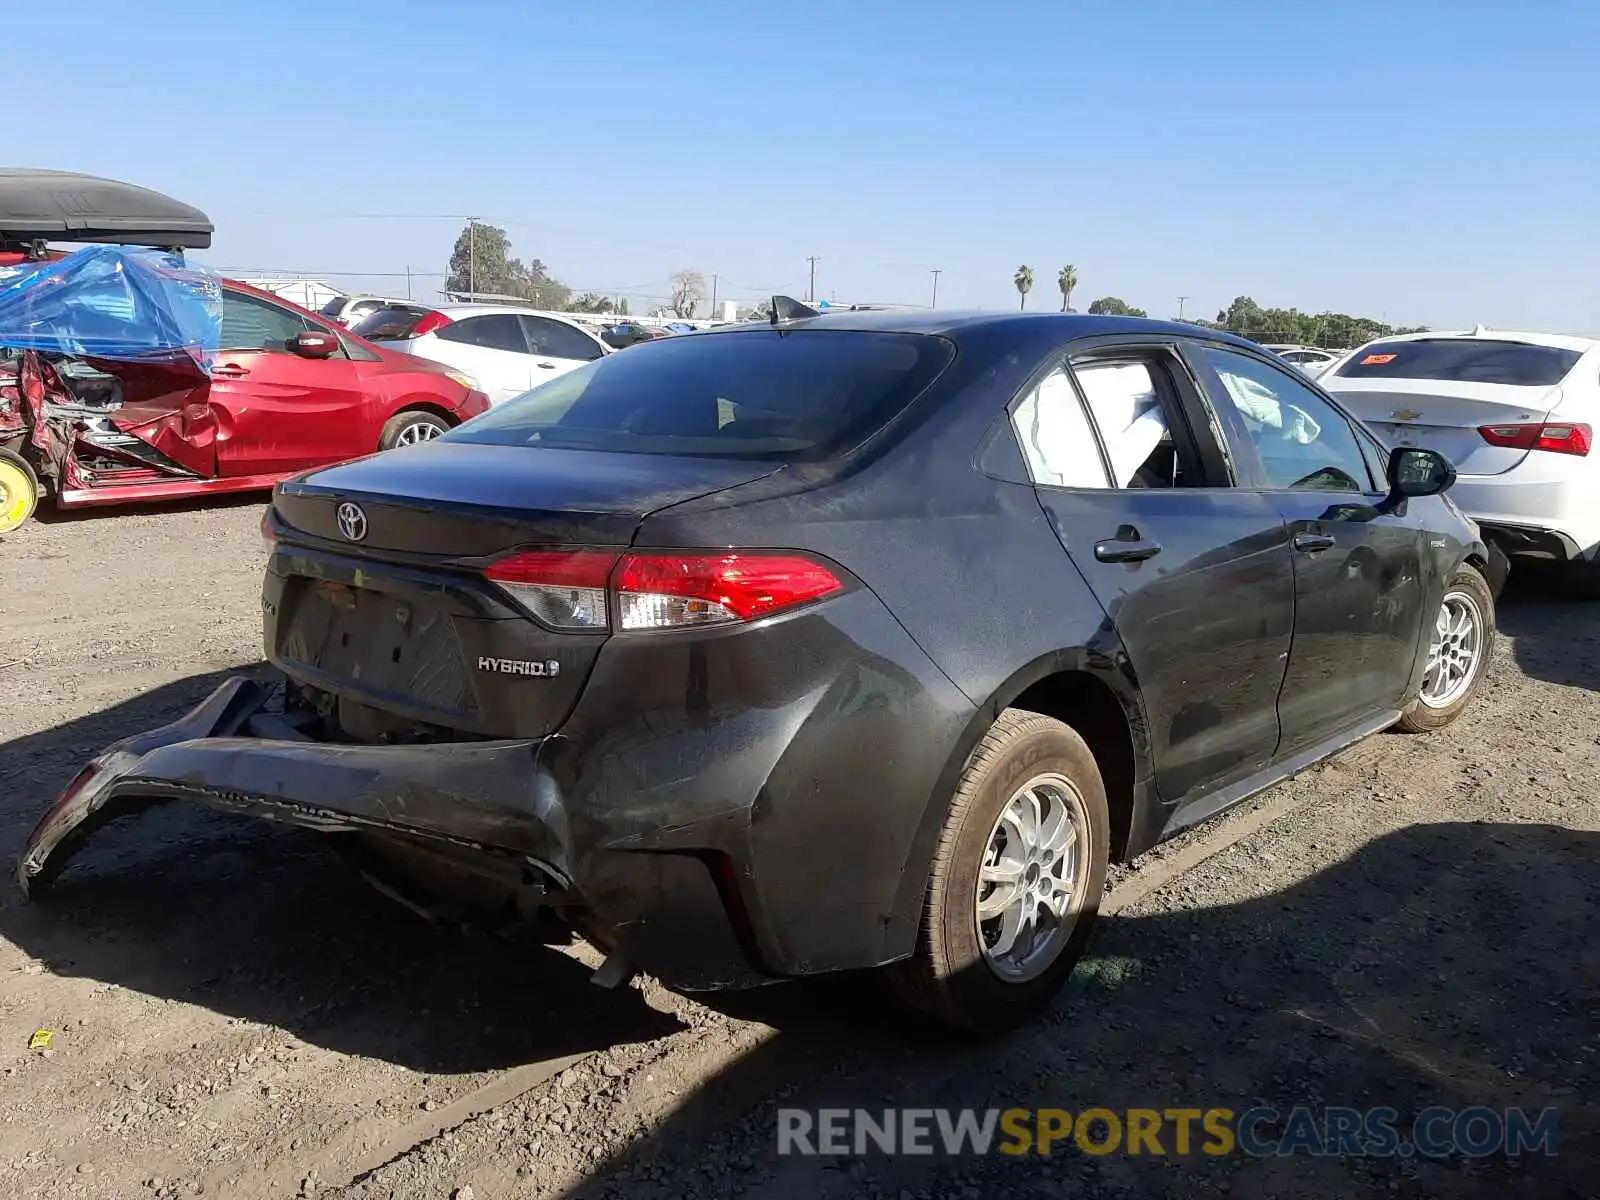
[777,1106,1560,1159]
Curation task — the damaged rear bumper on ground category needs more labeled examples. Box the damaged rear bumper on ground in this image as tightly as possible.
[16,677,763,990]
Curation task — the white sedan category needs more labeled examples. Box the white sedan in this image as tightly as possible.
[1321,328,1599,595]
[1262,344,1342,378]
[366,304,609,405]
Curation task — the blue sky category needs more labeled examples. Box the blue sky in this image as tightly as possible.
[10,0,1597,331]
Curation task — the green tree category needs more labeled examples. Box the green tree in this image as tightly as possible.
[1014,265,1034,311]
[1056,265,1078,312]
[1087,296,1147,317]
[444,221,571,309]
[567,292,612,314]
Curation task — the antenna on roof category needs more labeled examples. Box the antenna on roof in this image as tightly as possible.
[770,295,820,325]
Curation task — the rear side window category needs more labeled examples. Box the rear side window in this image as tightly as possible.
[354,307,431,340]
[436,314,527,353]
[1334,339,1581,386]
[445,329,955,460]
[521,315,604,362]
[318,298,348,318]
[1011,367,1108,487]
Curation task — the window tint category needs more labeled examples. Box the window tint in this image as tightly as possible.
[353,307,432,340]
[1202,347,1374,493]
[1011,367,1108,488]
[436,314,527,354]
[521,316,604,362]
[446,329,954,460]
[221,291,312,351]
[1070,358,1179,488]
[1333,339,1581,386]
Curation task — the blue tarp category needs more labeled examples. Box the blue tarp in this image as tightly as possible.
[0,245,222,367]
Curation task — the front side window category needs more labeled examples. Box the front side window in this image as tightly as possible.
[220,291,313,351]
[1201,346,1373,492]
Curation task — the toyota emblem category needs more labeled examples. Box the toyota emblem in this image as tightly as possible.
[336,501,368,542]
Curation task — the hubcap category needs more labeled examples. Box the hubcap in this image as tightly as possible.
[976,772,1090,983]
[396,421,444,446]
[1419,590,1483,709]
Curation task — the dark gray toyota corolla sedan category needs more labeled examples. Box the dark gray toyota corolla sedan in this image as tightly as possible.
[21,306,1507,1032]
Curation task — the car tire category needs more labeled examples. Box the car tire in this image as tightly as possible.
[379,410,451,451]
[0,448,40,535]
[1394,564,1496,733]
[889,708,1110,1034]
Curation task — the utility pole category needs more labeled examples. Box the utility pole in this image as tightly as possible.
[709,273,718,321]
[806,256,820,303]
[405,265,413,301]
[930,269,941,309]
[467,217,478,299]
[1177,295,1189,321]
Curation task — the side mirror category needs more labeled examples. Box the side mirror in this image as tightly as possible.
[292,330,339,359]
[1387,447,1455,498]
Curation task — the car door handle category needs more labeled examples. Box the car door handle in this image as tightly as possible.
[1293,532,1336,553]
[211,363,249,378]
[1094,537,1162,564]
[535,361,558,370]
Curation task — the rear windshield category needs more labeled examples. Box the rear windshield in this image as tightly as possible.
[318,298,348,318]
[353,307,431,340]
[444,329,955,460]
[1334,339,1581,386]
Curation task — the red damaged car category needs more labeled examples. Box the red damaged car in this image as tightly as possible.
[0,170,490,534]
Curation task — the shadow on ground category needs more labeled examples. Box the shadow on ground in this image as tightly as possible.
[559,820,1598,1200]
[1497,580,1600,692]
[0,668,680,1076]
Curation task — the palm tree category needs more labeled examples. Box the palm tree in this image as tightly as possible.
[1057,264,1078,313]
[1014,265,1034,311]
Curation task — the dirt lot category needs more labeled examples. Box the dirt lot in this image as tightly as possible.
[1,501,1595,1200]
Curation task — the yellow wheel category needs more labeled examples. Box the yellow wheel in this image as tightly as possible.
[0,451,39,534]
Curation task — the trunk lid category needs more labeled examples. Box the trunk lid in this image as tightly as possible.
[266,443,780,739]
[1326,378,1564,476]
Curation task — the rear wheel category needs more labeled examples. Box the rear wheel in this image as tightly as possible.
[1395,565,1495,733]
[379,410,450,451]
[890,709,1109,1034]
[0,449,39,534]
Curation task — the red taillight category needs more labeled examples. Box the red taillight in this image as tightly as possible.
[410,310,453,338]
[1478,422,1591,456]
[614,552,844,629]
[482,549,845,631]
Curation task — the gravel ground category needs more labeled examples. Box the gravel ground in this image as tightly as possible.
[1,501,1595,1200]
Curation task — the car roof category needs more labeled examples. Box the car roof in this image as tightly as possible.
[1358,327,1599,354]
[698,308,1268,351]
[431,302,581,320]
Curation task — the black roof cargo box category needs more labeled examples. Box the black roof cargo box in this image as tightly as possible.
[0,168,212,249]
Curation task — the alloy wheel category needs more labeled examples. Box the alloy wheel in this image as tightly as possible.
[1419,589,1484,708]
[975,772,1091,983]
[396,421,444,446]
